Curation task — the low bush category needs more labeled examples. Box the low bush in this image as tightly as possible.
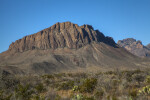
[128,88,138,100]
[79,78,97,93]
[72,94,95,100]
[145,75,150,84]
[35,83,45,93]
[138,85,150,96]
[58,80,74,90]
[15,84,34,100]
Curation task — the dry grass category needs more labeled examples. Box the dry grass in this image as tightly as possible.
[1,69,150,100]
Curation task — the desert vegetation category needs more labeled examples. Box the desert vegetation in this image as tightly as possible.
[1,69,150,100]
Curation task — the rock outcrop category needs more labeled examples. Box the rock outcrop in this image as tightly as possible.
[146,44,150,49]
[8,22,116,53]
[118,38,150,57]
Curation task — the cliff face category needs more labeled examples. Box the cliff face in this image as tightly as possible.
[118,38,150,57]
[8,22,116,53]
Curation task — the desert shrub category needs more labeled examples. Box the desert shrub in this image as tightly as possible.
[54,73,66,78]
[94,90,104,99]
[58,80,74,90]
[35,83,45,93]
[132,69,143,74]
[122,69,142,75]
[112,79,120,88]
[67,73,74,77]
[41,74,54,79]
[0,90,12,100]
[107,95,110,100]
[104,71,116,75]
[52,83,60,88]
[145,75,150,84]
[2,70,150,99]
[79,78,97,93]
[111,95,118,100]
[124,71,133,82]
[72,94,95,100]
[74,73,87,78]
[122,70,143,82]
[138,85,150,96]
[132,74,145,85]
[43,79,51,86]
[128,88,138,100]
[95,72,102,76]
[15,84,34,100]
[32,95,40,100]
[68,73,87,78]
[97,75,117,93]
[85,96,95,100]
[32,95,46,100]
[1,75,20,90]
[55,94,61,100]
[72,94,84,100]
[72,85,79,91]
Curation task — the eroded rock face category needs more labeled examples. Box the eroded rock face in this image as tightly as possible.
[146,44,150,49]
[8,22,116,53]
[118,38,150,57]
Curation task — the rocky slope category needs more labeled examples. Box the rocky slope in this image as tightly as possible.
[8,22,116,53]
[118,38,150,57]
[146,44,150,49]
[0,22,150,74]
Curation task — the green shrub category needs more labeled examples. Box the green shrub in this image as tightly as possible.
[55,94,61,100]
[72,94,95,100]
[35,83,45,93]
[32,95,45,100]
[138,85,150,95]
[72,94,84,100]
[79,78,97,93]
[68,73,87,78]
[133,74,145,85]
[128,88,137,99]
[15,84,34,100]
[41,74,54,79]
[104,71,116,75]
[58,80,74,90]
[145,75,150,83]
[112,79,120,87]
[112,95,118,100]
[0,90,12,100]
[72,85,79,91]
[94,90,104,98]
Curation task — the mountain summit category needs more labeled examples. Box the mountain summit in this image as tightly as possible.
[0,22,150,74]
[118,38,150,57]
[8,22,116,53]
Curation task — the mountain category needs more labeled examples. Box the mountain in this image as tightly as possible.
[146,44,150,49]
[118,38,150,57]
[0,22,149,75]
[8,22,116,53]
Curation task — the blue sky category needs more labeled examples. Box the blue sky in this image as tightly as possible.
[0,0,150,53]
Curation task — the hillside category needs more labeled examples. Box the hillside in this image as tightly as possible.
[0,22,150,74]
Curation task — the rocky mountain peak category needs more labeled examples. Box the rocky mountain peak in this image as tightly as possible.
[146,44,150,49]
[118,38,150,57]
[8,22,116,53]
[118,38,143,49]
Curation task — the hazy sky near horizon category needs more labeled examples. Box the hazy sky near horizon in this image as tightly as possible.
[0,0,150,53]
